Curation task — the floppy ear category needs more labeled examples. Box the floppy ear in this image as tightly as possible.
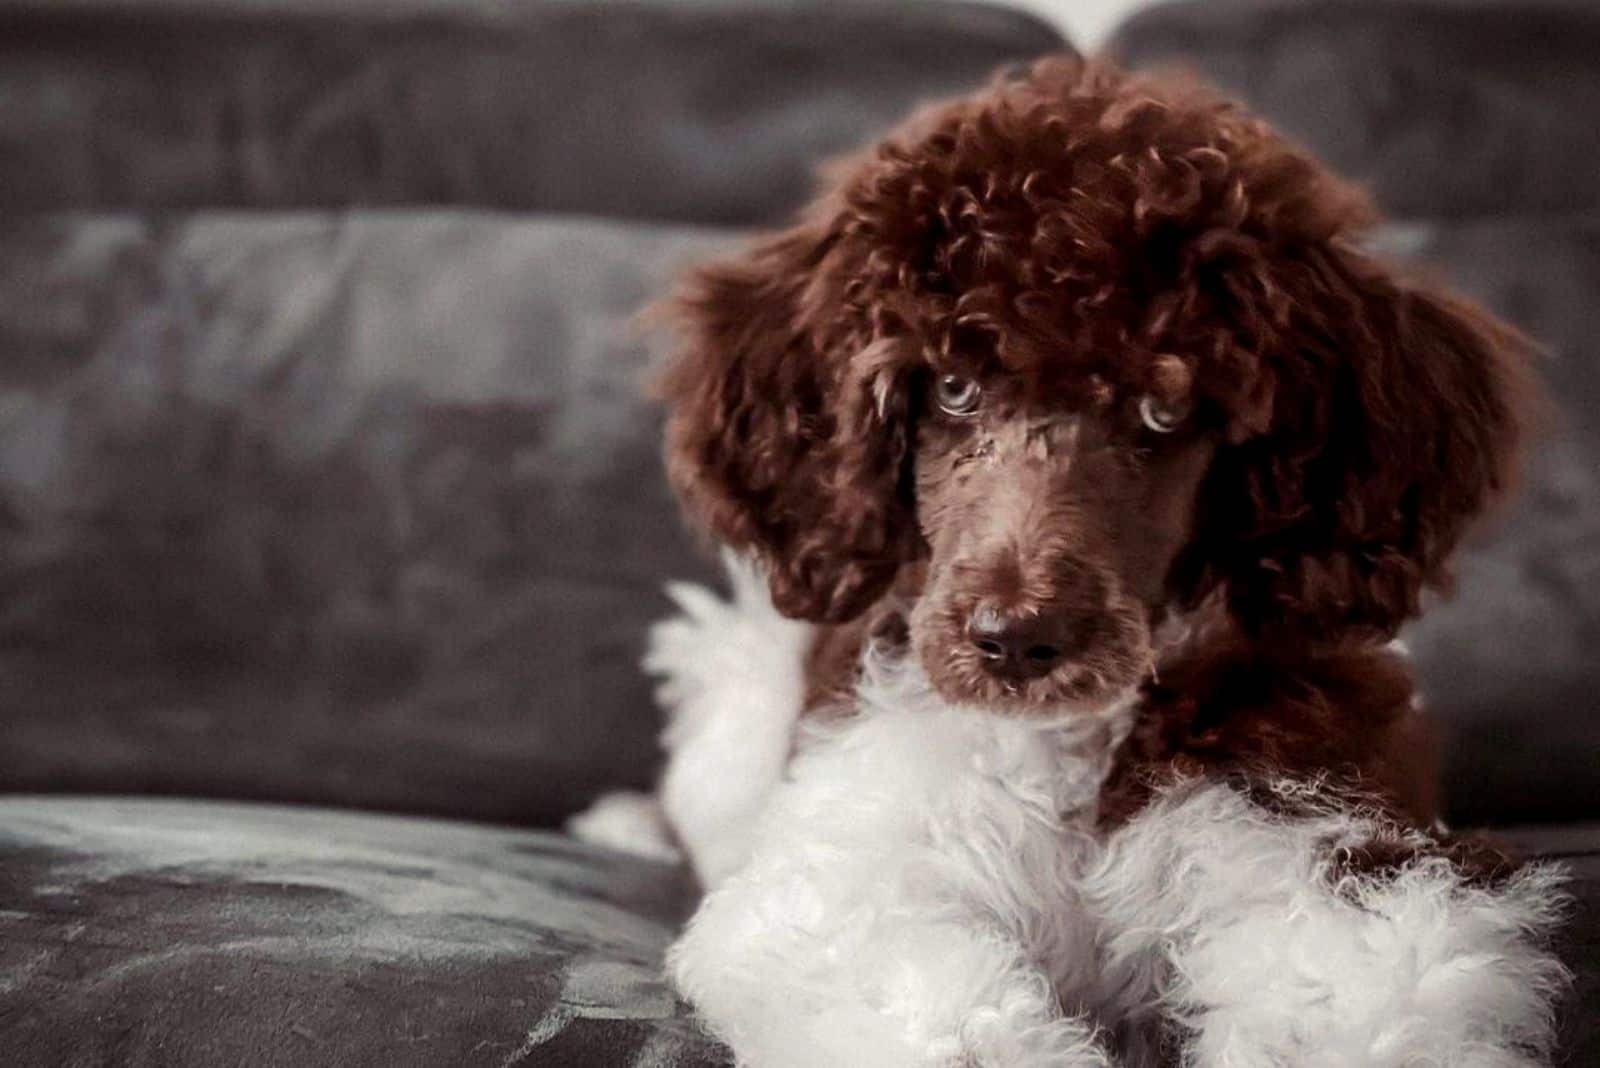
[656,224,918,623]
[1174,242,1531,639]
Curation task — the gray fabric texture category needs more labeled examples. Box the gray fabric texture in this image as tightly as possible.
[0,0,1064,225]
[0,797,724,1067]
[0,212,733,826]
[1108,0,1600,219]
[1381,218,1600,826]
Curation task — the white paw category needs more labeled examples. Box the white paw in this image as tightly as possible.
[566,791,681,864]
[644,550,811,725]
[645,551,814,887]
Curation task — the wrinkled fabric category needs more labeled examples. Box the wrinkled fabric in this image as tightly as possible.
[0,213,734,825]
[1381,219,1600,826]
[1110,0,1600,219]
[0,798,726,1068]
[0,0,1064,224]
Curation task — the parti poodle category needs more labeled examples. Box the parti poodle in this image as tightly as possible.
[573,57,1570,1068]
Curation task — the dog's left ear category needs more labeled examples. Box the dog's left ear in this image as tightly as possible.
[1174,241,1533,639]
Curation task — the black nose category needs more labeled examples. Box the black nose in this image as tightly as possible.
[967,609,1076,681]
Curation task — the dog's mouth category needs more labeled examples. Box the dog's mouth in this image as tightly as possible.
[908,594,1154,715]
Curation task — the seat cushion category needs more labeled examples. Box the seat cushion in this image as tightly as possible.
[0,797,1593,1065]
[0,797,726,1067]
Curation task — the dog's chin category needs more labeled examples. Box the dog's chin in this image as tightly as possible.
[916,638,1150,718]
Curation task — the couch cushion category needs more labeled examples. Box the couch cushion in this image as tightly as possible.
[0,797,725,1067]
[1108,0,1600,219]
[0,798,1592,1066]
[0,0,1064,224]
[0,212,737,826]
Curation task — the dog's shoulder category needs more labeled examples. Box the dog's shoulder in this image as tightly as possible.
[1100,624,1435,828]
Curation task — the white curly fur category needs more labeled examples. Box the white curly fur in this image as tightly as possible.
[1086,778,1571,1068]
[583,557,1570,1067]
[571,552,814,887]
[668,650,1138,1068]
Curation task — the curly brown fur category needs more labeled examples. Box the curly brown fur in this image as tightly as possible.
[657,57,1532,820]
[1097,612,1440,824]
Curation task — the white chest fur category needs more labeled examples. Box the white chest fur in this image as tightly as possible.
[666,653,1136,1068]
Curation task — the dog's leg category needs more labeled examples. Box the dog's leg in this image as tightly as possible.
[569,551,813,884]
[1085,778,1570,1068]
[564,789,681,863]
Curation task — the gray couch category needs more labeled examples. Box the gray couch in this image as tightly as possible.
[0,1,1593,1064]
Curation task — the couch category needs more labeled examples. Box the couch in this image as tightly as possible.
[0,0,1593,1063]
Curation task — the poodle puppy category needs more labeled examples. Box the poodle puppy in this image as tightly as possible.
[573,57,1569,1067]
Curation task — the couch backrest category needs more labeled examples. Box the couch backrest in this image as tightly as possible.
[0,213,735,825]
[0,0,1063,225]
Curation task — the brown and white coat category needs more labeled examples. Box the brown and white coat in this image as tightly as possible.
[572,57,1569,1068]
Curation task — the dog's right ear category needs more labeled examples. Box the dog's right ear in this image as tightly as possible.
[656,223,918,624]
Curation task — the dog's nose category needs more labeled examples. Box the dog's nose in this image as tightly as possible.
[966,609,1075,681]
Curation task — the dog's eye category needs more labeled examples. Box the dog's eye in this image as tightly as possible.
[1138,394,1187,434]
[933,374,983,417]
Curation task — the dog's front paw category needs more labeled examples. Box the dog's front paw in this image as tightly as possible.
[565,790,681,863]
[645,551,814,887]
[644,551,812,720]
[642,581,740,712]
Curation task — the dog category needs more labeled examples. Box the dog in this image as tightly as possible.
[571,57,1570,1066]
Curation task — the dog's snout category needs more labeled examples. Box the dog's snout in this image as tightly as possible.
[966,608,1079,681]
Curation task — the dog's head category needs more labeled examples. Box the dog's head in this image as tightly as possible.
[658,59,1529,714]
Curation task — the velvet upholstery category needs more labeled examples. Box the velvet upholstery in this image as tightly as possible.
[0,0,1062,225]
[0,798,724,1067]
[0,213,734,827]
[1109,0,1600,219]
